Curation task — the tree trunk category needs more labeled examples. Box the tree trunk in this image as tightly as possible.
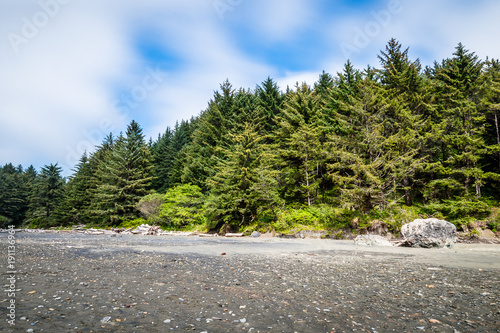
[304,146,311,207]
[403,177,412,206]
[495,110,500,170]
[495,110,500,145]
[464,159,470,195]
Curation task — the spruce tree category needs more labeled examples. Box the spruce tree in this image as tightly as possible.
[255,77,284,138]
[182,81,236,189]
[376,39,426,206]
[206,123,279,231]
[327,68,423,212]
[432,43,485,198]
[151,127,173,192]
[26,163,65,227]
[478,58,500,199]
[479,58,500,171]
[0,164,26,225]
[61,153,93,224]
[93,121,153,225]
[275,83,325,206]
[168,118,197,187]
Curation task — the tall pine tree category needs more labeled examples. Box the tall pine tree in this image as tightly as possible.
[92,121,153,225]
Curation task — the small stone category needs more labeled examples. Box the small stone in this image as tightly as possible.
[164,319,171,323]
[240,318,247,323]
[251,231,260,237]
[101,316,111,323]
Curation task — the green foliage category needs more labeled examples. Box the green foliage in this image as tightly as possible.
[275,83,325,206]
[272,205,353,232]
[486,207,500,232]
[92,120,153,225]
[26,217,46,229]
[118,217,147,229]
[26,163,65,228]
[377,205,422,233]
[205,123,281,231]
[4,41,500,232]
[0,215,12,229]
[0,163,34,225]
[159,184,205,229]
[60,153,93,225]
[420,198,491,228]
[275,208,317,231]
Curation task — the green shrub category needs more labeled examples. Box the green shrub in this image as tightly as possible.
[119,217,147,229]
[420,198,491,229]
[309,205,354,229]
[271,205,353,232]
[487,208,500,232]
[273,208,316,232]
[422,198,491,222]
[25,216,60,229]
[159,184,205,229]
[381,205,422,233]
[0,215,12,229]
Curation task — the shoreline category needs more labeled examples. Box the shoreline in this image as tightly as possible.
[1,233,499,332]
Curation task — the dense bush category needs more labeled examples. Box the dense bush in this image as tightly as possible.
[118,217,147,229]
[0,215,12,228]
[487,208,500,232]
[271,205,353,232]
[420,198,491,228]
[159,184,205,229]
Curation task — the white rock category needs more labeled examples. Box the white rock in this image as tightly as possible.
[354,235,393,247]
[401,218,457,248]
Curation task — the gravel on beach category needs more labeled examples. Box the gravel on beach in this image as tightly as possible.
[1,233,499,333]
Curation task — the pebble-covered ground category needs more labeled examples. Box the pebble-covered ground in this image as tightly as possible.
[1,233,499,332]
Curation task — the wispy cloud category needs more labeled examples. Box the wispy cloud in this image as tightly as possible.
[1,0,499,175]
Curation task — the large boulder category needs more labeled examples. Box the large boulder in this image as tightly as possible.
[401,218,456,248]
[131,224,162,235]
[354,234,393,247]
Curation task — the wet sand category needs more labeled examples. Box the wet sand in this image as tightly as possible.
[1,233,499,332]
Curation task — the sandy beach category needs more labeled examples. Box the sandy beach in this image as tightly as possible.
[1,232,499,332]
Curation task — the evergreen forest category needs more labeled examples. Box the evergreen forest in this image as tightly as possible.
[2,40,500,235]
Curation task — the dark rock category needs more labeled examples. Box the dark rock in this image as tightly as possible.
[401,218,457,248]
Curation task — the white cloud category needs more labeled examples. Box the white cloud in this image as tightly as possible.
[275,71,322,91]
[1,0,500,176]
[0,2,134,173]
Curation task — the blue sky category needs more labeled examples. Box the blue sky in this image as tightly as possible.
[1,0,500,176]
